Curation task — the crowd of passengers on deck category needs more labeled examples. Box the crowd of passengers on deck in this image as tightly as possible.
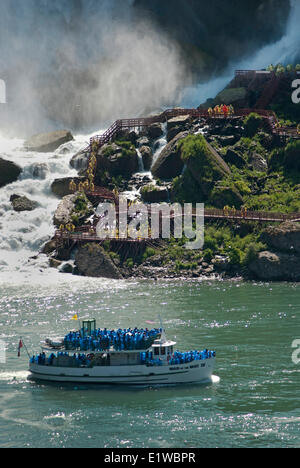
[64,327,163,352]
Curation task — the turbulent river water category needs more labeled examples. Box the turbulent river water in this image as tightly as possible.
[0,136,299,448]
[0,277,299,448]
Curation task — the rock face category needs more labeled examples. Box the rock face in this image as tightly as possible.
[24,130,74,153]
[249,251,300,281]
[151,131,188,179]
[75,244,123,279]
[10,194,38,212]
[0,158,22,188]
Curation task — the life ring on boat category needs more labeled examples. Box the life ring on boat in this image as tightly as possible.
[87,354,95,360]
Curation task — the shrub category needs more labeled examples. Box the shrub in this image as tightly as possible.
[243,113,263,137]
[142,247,156,261]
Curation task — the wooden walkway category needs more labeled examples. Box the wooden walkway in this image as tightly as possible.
[85,106,298,154]
[55,207,300,248]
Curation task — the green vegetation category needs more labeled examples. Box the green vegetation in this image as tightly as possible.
[243,113,263,137]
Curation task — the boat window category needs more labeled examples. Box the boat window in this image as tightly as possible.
[161,347,166,355]
[154,347,159,356]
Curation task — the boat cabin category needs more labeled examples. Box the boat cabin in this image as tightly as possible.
[82,319,96,337]
[151,339,176,360]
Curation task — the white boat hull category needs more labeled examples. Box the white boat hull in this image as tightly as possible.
[29,358,216,386]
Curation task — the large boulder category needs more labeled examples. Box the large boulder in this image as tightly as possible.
[167,115,192,142]
[210,185,244,209]
[151,131,189,179]
[51,176,85,198]
[0,158,22,188]
[260,222,300,254]
[53,192,93,226]
[223,148,246,168]
[70,150,90,172]
[140,184,169,203]
[75,244,123,279]
[139,146,153,171]
[10,194,38,212]
[96,142,139,181]
[249,251,300,281]
[147,123,164,140]
[24,130,74,153]
[184,137,231,198]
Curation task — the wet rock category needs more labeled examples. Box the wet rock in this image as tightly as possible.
[151,131,188,179]
[24,130,74,153]
[42,239,57,255]
[0,158,22,188]
[147,123,164,140]
[139,146,153,171]
[217,135,238,146]
[10,194,38,212]
[51,176,85,198]
[31,163,49,179]
[260,222,300,254]
[140,184,169,203]
[249,250,300,281]
[60,262,74,274]
[70,150,90,172]
[53,192,93,226]
[96,142,139,181]
[75,244,123,279]
[49,258,62,269]
[137,136,151,147]
[167,115,191,131]
[53,194,78,226]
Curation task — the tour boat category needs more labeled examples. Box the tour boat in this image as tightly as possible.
[28,319,216,386]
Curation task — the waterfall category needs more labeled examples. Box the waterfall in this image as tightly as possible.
[236,0,300,70]
[182,0,299,108]
[0,133,93,280]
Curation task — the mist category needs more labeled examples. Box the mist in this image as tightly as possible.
[0,0,188,136]
[0,0,297,136]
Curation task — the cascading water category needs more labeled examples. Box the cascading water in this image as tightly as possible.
[0,133,95,283]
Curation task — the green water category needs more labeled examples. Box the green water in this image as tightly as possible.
[0,276,299,448]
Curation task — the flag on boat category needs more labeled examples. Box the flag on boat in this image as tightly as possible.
[17,340,23,357]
